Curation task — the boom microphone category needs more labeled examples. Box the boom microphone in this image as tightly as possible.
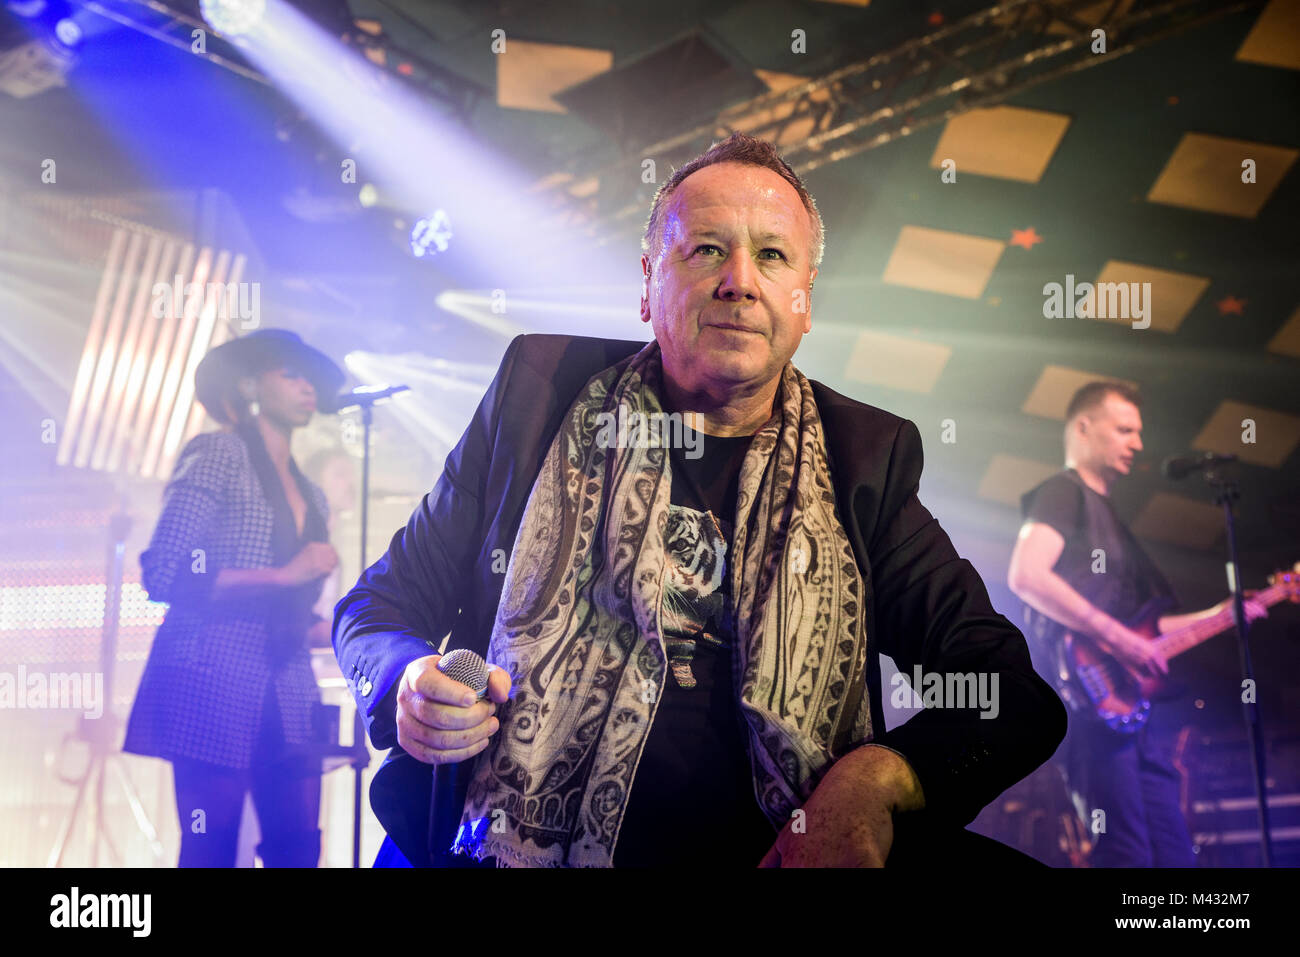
[1161,452,1238,480]
[319,383,410,414]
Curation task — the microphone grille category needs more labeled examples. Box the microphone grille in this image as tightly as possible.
[437,648,490,697]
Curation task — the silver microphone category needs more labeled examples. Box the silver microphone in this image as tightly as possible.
[436,648,491,698]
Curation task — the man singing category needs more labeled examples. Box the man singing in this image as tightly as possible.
[334,132,1066,867]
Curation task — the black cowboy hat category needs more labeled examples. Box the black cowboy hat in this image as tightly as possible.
[195,328,345,421]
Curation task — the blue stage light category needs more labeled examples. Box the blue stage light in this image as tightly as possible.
[53,17,80,47]
[199,0,266,38]
[410,210,452,258]
[6,1,49,19]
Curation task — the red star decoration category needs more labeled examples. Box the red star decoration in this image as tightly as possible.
[1010,227,1043,250]
[1217,295,1247,315]
[928,12,944,26]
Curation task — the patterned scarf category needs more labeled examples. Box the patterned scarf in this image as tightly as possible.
[452,339,872,866]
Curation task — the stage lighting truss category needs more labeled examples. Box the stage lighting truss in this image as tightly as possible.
[68,0,489,120]
[532,0,1265,247]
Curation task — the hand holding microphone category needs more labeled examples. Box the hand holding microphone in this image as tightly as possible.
[396,649,512,766]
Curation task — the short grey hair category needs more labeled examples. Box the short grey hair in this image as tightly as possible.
[641,132,825,271]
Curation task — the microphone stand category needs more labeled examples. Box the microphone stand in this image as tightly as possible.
[341,394,381,868]
[1202,463,1273,866]
[327,385,409,867]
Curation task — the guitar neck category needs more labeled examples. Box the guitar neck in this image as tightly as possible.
[1154,581,1287,660]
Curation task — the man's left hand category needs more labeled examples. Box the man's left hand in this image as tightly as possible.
[1214,592,1269,625]
[758,745,924,868]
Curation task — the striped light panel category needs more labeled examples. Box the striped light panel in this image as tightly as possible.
[55,227,247,478]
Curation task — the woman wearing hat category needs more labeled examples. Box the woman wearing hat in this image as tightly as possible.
[124,329,344,867]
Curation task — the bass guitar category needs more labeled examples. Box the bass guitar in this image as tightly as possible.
[1049,563,1298,732]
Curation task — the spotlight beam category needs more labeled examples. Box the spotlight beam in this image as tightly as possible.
[226,2,626,292]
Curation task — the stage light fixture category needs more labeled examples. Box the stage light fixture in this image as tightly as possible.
[53,16,79,47]
[199,0,266,38]
[5,1,48,18]
[409,210,452,259]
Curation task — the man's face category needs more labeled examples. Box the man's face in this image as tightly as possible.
[640,162,818,401]
[1079,395,1143,476]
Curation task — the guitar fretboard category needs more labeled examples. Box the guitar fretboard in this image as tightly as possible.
[1154,581,1287,659]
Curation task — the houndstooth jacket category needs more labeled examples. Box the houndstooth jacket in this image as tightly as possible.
[124,425,330,770]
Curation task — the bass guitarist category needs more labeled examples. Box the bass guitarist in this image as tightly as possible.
[1007,381,1268,867]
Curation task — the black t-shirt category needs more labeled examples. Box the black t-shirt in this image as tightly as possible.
[1019,469,1177,643]
[611,430,778,867]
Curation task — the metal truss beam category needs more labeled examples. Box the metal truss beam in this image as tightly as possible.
[536,0,1265,248]
[69,0,488,122]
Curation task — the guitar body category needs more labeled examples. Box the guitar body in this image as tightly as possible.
[1051,600,1175,734]
[1043,565,1297,735]
[1057,617,1155,734]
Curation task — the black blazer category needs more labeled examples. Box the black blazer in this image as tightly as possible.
[333,334,1067,866]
